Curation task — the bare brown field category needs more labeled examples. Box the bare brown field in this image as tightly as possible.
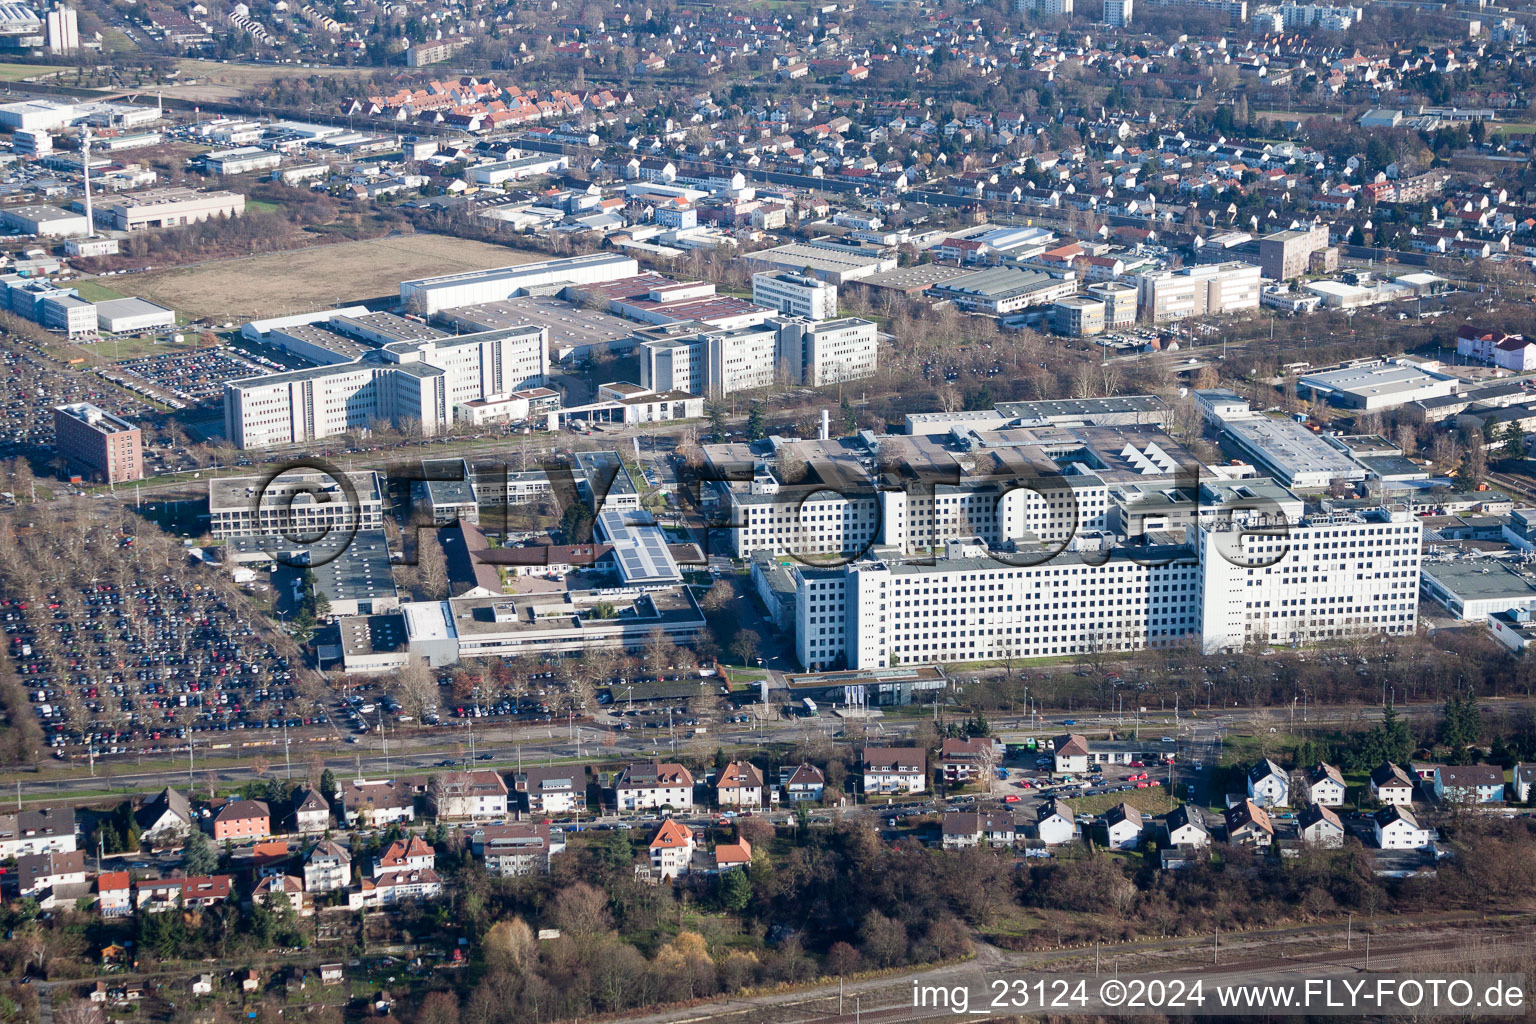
[160,58,366,102]
[117,234,542,321]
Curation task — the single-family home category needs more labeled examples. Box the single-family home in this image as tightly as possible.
[1374,804,1431,849]
[1036,798,1076,845]
[714,836,753,871]
[648,819,695,878]
[16,849,86,896]
[1052,734,1090,774]
[780,763,825,802]
[614,762,695,811]
[863,747,927,795]
[212,800,270,841]
[1246,759,1290,808]
[97,870,132,917]
[304,840,351,893]
[1514,763,1536,803]
[1298,803,1345,847]
[1164,804,1212,848]
[374,836,434,877]
[1369,762,1415,806]
[0,807,77,859]
[1225,799,1275,846]
[252,875,308,916]
[1433,764,1505,805]
[472,823,563,877]
[715,761,768,808]
[292,788,331,834]
[1305,763,1347,807]
[136,788,193,846]
[341,779,416,827]
[941,810,1017,849]
[427,770,509,821]
[939,737,1005,784]
[513,766,583,814]
[1103,803,1145,849]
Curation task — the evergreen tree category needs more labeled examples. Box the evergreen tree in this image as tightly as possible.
[719,867,752,911]
[746,405,766,441]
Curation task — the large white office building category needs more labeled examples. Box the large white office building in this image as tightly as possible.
[1197,506,1421,652]
[637,316,879,396]
[752,271,838,321]
[795,537,1201,670]
[1136,262,1261,322]
[224,327,548,448]
[732,399,1423,670]
[776,318,880,386]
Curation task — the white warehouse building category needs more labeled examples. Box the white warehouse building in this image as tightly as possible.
[400,254,638,315]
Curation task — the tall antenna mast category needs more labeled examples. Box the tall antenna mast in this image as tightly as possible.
[81,126,93,238]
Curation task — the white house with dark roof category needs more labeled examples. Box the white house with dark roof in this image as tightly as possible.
[1299,804,1345,847]
[1036,798,1076,845]
[136,788,193,845]
[941,810,1017,849]
[1052,734,1090,774]
[780,763,825,802]
[1369,762,1415,805]
[1164,804,1211,847]
[862,747,926,795]
[292,788,331,834]
[1513,763,1536,803]
[1246,759,1290,808]
[1305,763,1347,807]
[1103,803,1145,849]
[1374,804,1431,849]
[513,766,583,815]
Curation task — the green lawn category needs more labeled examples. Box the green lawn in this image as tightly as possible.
[246,198,282,214]
[87,334,195,362]
[1070,786,1179,817]
[73,279,127,303]
[1494,122,1536,136]
[0,63,62,82]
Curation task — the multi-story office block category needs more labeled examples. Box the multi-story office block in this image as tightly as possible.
[1087,281,1137,327]
[753,271,838,321]
[1197,506,1421,653]
[795,538,1201,670]
[224,327,547,448]
[1259,222,1331,281]
[774,317,880,386]
[208,470,385,539]
[1052,295,1106,337]
[53,402,141,483]
[1136,262,1261,322]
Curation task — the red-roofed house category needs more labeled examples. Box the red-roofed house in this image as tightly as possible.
[97,871,131,917]
[648,819,694,878]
